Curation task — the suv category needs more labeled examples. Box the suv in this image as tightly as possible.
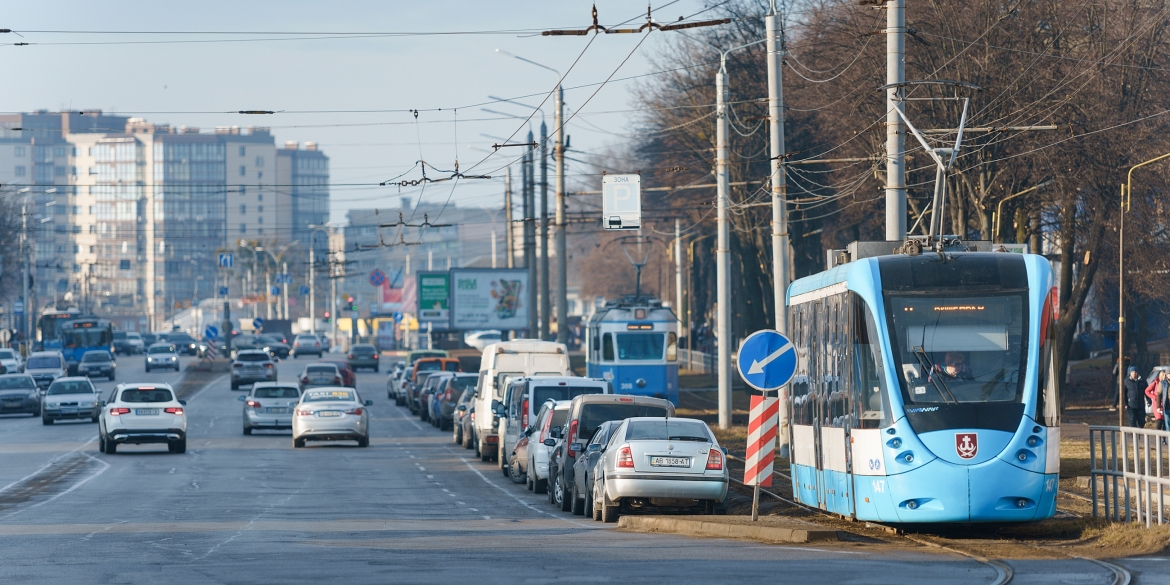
[547,394,675,514]
[41,377,99,424]
[347,344,380,372]
[98,383,188,454]
[145,343,180,372]
[495,377,610,478]
[165,332,199,356]
[299,363,342,391]
[78,350,117,381]
[231,350,277,390]
[26,351,68,390]
[292,334,324,358]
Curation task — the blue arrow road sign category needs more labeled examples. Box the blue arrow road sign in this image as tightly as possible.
[204,325,219,340]
[299,285,310,296]
[736,329,797,391]
[218,286,229,296]
[218,253,233,268]
[252,317,264,330]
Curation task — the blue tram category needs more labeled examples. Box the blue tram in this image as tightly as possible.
[787,242,1059,523]
[586,296,680,405]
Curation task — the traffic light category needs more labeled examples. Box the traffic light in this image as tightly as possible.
[323,311,331,323]
[346,295,357,311]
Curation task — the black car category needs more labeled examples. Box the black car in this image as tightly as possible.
[256,335,290,359]
[164,332,199,356]
[0,374,41,416]
[77,350,116,381]
[112,331,131,355]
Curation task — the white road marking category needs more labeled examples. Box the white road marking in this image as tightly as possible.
[459,458,593,529]
[427,475,434,479]
[0,437,97,496]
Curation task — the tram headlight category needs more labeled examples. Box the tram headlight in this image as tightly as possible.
[1016,449,1035,462]
[635,378,647,388]
[1026,436,1041,448]
[887,438,902,449]
[899,452,914,463]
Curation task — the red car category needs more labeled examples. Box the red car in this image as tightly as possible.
[315,359,357,388]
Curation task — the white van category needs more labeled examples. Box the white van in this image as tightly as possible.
[474,340,570,462]
[496,376,611,478]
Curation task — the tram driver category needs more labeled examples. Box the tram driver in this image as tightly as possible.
[933,352,974,381]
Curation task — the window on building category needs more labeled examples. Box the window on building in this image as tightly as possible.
[239,146,246,156]
[73,245,79,253]
[119,259,131,270]
[14,166,24,177]
[255,156,264,168]
[257,194,263,202]
[71,167,77,176]
[258,227,264,234]
[54,146,66,158]
[239,165,246,176]
[54,166,65,177]
[240,204,246,214]
[240,223,247,233]
[257,205,263,213]
[88,167,97,175]
[88,225,96,234]
[87,147,93,156]
[121,242,128,253]
[257,216,263,224]
[14,146,25,157]
[89,246,95,253]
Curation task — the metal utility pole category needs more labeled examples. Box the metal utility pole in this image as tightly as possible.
[766,8,791,455]
[330,259,337,347]
[525,130,538,337]
[885,0,907,240]
[505,167,515,269]
[674,219,683,344]
[540,121,551,341]
[282,261,289,320]
[21,197,30,347]
[265,270,273,321]
[554,85,568,346]
[309,238,316,333]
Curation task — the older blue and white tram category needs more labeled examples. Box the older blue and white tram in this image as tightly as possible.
[787,245,1059,522]
[586,296,680,405]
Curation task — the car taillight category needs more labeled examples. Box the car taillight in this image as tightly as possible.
[165,407,184,415]
[109,407,130,416]
[333,377,341,384]
[296,409,313,416]
[265,363,274,369]
[445,388,453,401]
[345,407,363,415]
[567,420,579,457]
[521,399,528,428]
[246,400,261,408]
[470,412,475,422]
[706,448,724,471]
[348,354,355,359]
[617,446,634,468]
[315,342,320,347]
[301,376,309,384]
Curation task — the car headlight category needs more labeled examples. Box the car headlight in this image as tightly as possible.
[264,347,271,352]
[171,356,177,361]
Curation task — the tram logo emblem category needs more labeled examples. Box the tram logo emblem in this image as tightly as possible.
[955,433,978,460]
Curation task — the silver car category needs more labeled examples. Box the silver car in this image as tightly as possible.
[592,417,729,522]
[292,387,372,448]
[144,343,180,372]
[0,348,24,373]
[527,399,571,494]
[231,350,277,390]
[239,382,301,434]
[299,363,342,391]
[42,377,100,424]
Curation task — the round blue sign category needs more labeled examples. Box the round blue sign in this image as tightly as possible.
[204,325,219,340]
[736,329,797,391]
[252,317,264,330]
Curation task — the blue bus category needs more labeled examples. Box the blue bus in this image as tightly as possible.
[38,308,83,351]
[786,242,1058,523]
[585,296,679,405]
[60,318,114,375]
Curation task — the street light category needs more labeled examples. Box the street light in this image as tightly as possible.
[1118,152,1170,427]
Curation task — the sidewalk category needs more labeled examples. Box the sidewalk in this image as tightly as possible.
[618,515,839,543]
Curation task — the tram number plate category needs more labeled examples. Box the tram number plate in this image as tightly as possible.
[650,457,691,468]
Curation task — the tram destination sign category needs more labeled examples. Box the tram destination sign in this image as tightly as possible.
[737,329,797,391]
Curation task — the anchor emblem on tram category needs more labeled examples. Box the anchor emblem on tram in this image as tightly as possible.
[955,433,978,460]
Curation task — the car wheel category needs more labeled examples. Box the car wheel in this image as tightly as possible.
[592,483,603,521]
[601,499,620,523]
[556,474,571,511]
[145,366,151,373]
[91,416,99,423]
[464,429,475,450]
[453,425,461,445]
[243,424,252,435]
[98,435,106,453]
[169,438,187,454]
[357,435,369,448]
[374,366,379,373]
[294,438,305,448]
[584,487,595,519]
[109,372,115,381]
[534,473,548,494]
[42,416,52,425]
[526,467,535,491]
[570,484,585,515]
[105,439,117,454]
[509,455,526,484]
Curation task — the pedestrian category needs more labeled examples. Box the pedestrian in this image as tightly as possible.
[1125,366,1147,428]
[1146,370,1166,430]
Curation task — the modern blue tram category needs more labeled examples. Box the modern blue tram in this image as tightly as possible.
[586,296,680,405]
[786,243,1059,523]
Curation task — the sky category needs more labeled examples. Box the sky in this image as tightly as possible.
[3,0,721,225]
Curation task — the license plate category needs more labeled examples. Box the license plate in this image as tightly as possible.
[60,408,77,414]
[267,407,288,414]
[318,411,341,417]
[650,456,691,468]
[135,408,160,415]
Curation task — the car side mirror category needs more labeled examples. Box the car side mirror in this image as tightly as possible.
[364,399,374,406]
[179,400,187,406]
[238,395,247,402]
[587,443,601,452]
[570,442,584,454]
[543,438,557,447]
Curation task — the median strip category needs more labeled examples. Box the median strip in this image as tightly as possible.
[618,515,839,543]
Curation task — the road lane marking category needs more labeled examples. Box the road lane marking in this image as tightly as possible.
[0,518,584,536]
[458,458,594,529]
[0,437,97,496]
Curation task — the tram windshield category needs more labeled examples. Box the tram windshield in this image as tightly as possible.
[887,294,1026,404]
[614,333,665,361]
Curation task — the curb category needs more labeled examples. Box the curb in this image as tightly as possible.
[617,516,838,543]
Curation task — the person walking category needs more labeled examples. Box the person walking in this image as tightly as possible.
[1145,370,1167,430]
[1125,367,1147,428]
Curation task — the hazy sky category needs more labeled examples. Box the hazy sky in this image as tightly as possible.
[4,1,719,224]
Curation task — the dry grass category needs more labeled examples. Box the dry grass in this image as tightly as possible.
[1082,520,1170,555]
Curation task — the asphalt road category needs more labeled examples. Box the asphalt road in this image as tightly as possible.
[0,354,1166,584]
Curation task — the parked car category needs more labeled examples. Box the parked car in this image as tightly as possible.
[547,394,675,514]
[418,372,453,423]
[496,376,610,478]
[98,383,188,454]
[299,363,343,391]
[464,330,502,351]
[453,387,477,445]
[431,373,478,431]
[239,382,301,434]
[144,343,180,372]
[0,347,24,373]
[347,344,380,372]
[0,374,41,416]
[459,396,478,450]
[405,349,448,364]
[317,358,357,389]
[571,420,624,515]
[526,400,570,494]
[26,351,68,390]
[405,371,437,414]
[41,377,99,424]
[590,417,728,522]
[256,335,290,359]
[165,332,199,356]
[292,387,372,448]
[231,349,277,390]
[77,350,117,381]
[292,334,324,358]
[112,331,132,355]
[474,340,570,462]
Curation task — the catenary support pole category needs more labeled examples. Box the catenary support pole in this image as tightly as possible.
[716,65,731,430]
[525,131,538,337]
[540,121,551,341]
[766,10,790,456]
[505,167,515,269]
[555,85,568,345]
[675,219,683,352]
[309,239,316,334]
[885,0,906,240]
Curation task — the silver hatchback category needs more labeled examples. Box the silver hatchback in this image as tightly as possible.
[239,382,302,434]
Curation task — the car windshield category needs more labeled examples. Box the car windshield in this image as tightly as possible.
[127,333,141,340]
[295,336,316,343]
[417,361,441,371]
[303,389,354,402]
[257,336,281,344]
[236,353,270,362]
[254,386,300,398]
[0,350,15,359]
[444,362,460,372]
[120,388,174,403]
[412,352,445,361]
[170,333,195,342]
[48,381,94,395]
[615,333,665,361]
[578,403,670,440]
[113,332,127,340]
[306,366,337,375]
[451,376,477,391]
[550,409,569,428]
[625,420,711,442]
[82,352,111,362]
[533,385,604,404]
[887,294,1026,405]
[352,346,376,354]
[148,346,175,355]
[28,356,62,369]
[0,376,35,390]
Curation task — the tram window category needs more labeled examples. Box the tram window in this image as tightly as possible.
[666,332,678,362]
[602,333,614,361]
[615,333,665,361]
[853,294,890,429]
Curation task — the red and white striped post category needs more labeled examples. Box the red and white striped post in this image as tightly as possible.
[744,395,780,520]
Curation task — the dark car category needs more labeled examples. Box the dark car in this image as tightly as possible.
[418,372,452,423]
[164,332,199,356]
[316,359,356,388]
[431,373,477,431]
[406,371,440,415]
[0,374,41,416]
[347,344,380,372]
[572,420,624,517]
[77,350,116,381]
[142,333,160,346]
[256,335,290,359]
[112,331,131,355]
[453,387,476,446]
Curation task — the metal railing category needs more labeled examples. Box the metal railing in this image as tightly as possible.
[678,348,714,374]
[1089,425,1170,526]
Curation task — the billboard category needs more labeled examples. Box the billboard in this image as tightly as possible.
[417,271,451,326]
[449,268,529,331]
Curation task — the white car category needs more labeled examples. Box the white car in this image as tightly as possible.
[26,351,68,390]
[98,383,188,454]
[145,343,181,372]
[292,387,372,448]
[464,330,502,351]
[527,399,571,494]
[42,376,100,424]
[125,332,146,354]
[0,348,24,373]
